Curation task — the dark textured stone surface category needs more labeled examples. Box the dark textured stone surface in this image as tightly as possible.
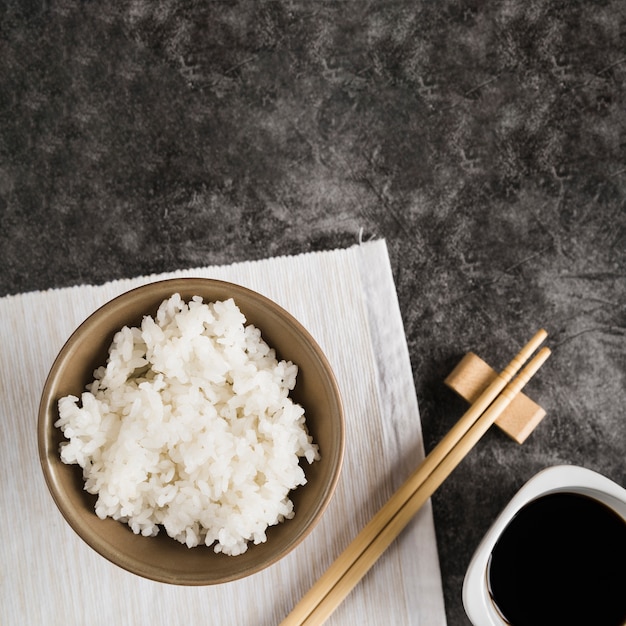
[1,2,625,624]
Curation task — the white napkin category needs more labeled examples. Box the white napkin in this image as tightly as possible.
[0,240,446,626]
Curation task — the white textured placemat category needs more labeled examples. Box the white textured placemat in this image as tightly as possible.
[0,240,446,626]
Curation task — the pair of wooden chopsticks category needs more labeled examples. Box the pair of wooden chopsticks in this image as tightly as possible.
[281,329,551,626]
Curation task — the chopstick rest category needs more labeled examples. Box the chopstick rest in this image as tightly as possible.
[445,352,546,443]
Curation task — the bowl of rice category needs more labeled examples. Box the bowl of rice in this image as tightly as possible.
[38,278,344,585]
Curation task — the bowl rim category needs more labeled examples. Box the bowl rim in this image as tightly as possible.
[37,277,345,584]
[462,464,626,626]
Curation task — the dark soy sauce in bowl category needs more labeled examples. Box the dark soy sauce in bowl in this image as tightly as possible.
[487,492,626,626]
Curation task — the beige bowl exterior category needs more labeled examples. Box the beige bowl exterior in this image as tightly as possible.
[38,278,344,585]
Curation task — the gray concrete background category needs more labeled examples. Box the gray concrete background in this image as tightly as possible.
[1,2,625,624]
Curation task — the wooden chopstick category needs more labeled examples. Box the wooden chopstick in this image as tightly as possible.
[281,331,550,626]
[298,346,551,626]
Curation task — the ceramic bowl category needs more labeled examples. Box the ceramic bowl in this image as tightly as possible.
[462,464,626,625]
[38,278,344,585]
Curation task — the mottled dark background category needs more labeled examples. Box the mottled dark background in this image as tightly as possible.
[1,1,625,624]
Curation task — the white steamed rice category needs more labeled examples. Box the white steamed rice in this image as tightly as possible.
[55,293,320,555]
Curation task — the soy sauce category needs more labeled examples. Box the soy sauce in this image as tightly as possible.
[487,492,626,626]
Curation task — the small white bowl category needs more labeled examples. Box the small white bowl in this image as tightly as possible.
[462,465,626,626]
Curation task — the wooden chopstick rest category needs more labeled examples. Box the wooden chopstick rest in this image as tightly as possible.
[445,352,546,444]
